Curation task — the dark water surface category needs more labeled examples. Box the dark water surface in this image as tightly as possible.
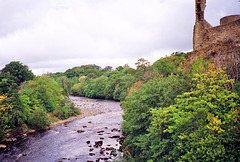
[0,96,124,162]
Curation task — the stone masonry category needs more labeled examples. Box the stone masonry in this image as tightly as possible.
[190,0,240,80]
[193,0,240,51]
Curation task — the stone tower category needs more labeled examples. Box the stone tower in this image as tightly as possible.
[195,0,206,21]
[193,0,212,50]
[191,0,240,81]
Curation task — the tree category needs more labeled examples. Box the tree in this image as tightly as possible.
[121,74,191,159]
[27,107,51,129]
[145,69,240,161]
[19,75,64,112]
[102,66,113,72]
[135,58,151,71]
[116,66,124,71]
[1,61,34,85]
[0,73,17,95]
[0,96,12,138]
[150,57,176,77]
[85,76,108,99]
[113,74,133,101]
[56,76,73,94]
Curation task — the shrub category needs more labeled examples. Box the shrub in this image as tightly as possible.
[27,107,51,129]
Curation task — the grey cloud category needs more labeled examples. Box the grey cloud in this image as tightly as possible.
[0,0,239,75]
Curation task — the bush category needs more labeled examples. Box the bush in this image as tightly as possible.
[53,98,81,120]
[121,74,191,159]
[143,69,240,161]
[27,107,51,129]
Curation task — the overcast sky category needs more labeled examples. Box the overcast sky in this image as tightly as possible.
[0,0,239,75]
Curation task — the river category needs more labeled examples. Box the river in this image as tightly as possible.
[0,96,124,162]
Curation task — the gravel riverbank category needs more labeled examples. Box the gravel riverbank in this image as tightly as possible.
[0,96,124,162]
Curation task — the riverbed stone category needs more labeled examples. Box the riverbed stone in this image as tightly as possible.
[96,157,110,162]
[109,135,120,138]
[110,150,117,156]
[77,130,85,133]
[97,131,104,133]
[118,137,125,145]
[106,147,115,151]
[118,146,124,152]
[111,128,119,132]
[89,153,95,156]
[89,148,94,152]
[0,144,7,150]
[94,141,103,147]
[100,148,106,154]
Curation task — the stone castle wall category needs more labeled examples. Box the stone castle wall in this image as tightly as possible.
[190,0,240,81]
[199,19,240,50]
[220,15,240,25]
[193,0,240,51]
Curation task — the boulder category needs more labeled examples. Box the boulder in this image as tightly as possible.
[89,153,95,156]
[0,144,7,150]
[94,141,103,147]
[77,130,84,133]
[109,135,120,138]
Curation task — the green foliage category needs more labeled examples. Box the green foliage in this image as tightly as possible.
[0,92,31,138]
[68,65,136,101]
[144,69,240,161]
[27,107,51,129]
[71,76,88,96]
[85,76,108,99]
[122,67,136,75]
[71,83,82,96]
[150,52,189,78]
[150,57,177,77]
[0,62,34,96]
[135,58,151,72]
[102,66,113,72]
[0,62,81,140]
[64,64,101,78]
[1,61,34,86]
[0,96,12,138]
[56,76,73,95]
[16,75,80,130]
[192,58,211,74]
[19,75,64,112]
[113,74,133,101]
[53,98,80,120]
[0,73,17,95]
[121,74,191,159]
[233,80,240,96]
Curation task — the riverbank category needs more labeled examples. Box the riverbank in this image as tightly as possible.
[0,96,104,150]
[0,96,124,162]
[48,107,103,128]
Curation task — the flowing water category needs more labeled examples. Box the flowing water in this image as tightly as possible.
[0,96,124,162]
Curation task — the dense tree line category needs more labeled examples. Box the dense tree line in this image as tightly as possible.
[49,62,145,101]
[50,52,239,160]
[0,61,80,139]
[1,51,239,161]
[120,57,240,161]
